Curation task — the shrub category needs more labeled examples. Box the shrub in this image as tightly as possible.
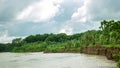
[117,61,120,68]
[113,53,120,61]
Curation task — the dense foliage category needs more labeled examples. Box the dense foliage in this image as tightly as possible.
[0,20,120,53]
[113,53,120,68]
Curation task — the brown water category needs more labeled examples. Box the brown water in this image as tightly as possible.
[0,52,117,68]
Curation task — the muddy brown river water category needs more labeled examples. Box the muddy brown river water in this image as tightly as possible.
[0,52,117,68]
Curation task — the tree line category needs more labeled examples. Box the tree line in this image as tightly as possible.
[0,20,120,52]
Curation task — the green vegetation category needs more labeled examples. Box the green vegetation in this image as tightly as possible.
[113,53,120,68]
[113,53,120,62]
[118,60,120,68]
[0,20,120,67]
[0,20,120,53]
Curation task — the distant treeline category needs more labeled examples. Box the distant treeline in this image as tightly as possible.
[0,20,120,52]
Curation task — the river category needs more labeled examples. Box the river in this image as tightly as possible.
[0,52,117,68]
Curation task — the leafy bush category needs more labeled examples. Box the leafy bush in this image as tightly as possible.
[113,53,120,61]
[117,61,120,68]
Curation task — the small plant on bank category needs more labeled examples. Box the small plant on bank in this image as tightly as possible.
[113,53,120,61]
[117,60,120,68]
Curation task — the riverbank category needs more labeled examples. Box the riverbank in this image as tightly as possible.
[80,45,120,68]
[44,45,120,58]
[80,45,120,60]
[44,45,120,59]
[44,49,80,53]
[44,45,120,68]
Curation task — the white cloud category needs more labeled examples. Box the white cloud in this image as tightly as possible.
[0,30,26,43]
[17,0,64,22]
[71,0,91,22]
[71,0,120,22]
[59,25,73,35]
[0,31,16,43]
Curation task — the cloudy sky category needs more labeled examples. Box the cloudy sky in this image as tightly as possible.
[0,0,120,43]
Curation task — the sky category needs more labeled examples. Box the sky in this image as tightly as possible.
[0,0,120,43]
